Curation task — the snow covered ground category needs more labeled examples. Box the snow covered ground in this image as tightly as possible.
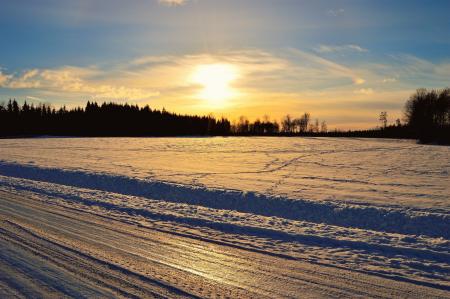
[0,137,448,209]
[0,137,449,297]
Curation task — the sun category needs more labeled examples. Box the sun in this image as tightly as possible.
[191,64,238,106]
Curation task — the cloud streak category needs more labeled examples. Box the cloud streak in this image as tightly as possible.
[288,48,366,86]
[2,66,159,101]
[354,88,374,95]
[315,44,368,54]
[0,71,10,87]
[158,0,187,6]
[327,8,345,16]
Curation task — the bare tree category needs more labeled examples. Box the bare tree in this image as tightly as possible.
[237,115,249,134]
[379,111,388,128]
[292,118,301,133]
[321,120,328,133]
[313,118,320,133]
[281,114,293,133]
[299,113,310,133]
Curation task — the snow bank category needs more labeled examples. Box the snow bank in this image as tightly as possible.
[0,161,448,238]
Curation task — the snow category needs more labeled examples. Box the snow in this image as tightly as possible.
[0,137,449,296]
[0,137,448,209]
[0,160,448,239]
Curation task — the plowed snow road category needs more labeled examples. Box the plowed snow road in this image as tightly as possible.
[0,191,448,298]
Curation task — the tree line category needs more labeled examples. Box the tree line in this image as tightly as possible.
[230,114,327,135]
[0,87,448,144]
[404,88,450,144]
[320,88,449,144]
[0,100,327,137]
[0,101,231,136]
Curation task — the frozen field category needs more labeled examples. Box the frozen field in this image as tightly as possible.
[0,137,449,297]
[0,137,448,209]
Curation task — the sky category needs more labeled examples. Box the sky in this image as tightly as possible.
[0,0,449,129]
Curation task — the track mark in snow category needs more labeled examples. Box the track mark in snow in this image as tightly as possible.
[1,192,449,298]
[0,180,449,292]
[0,163,447,239]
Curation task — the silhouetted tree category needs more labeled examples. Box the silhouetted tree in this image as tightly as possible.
[281,114,293,133]
[321,120,328,133]
[0,100,232,137]
[299,113,310,133]
[404,88,450,144]
[236,115,250,134]
[309,118,320,133]
[379,111,388,129]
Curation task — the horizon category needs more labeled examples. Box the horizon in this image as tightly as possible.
[1,1,450,129]
[0,97,419,132]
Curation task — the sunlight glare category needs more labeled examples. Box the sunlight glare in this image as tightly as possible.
[191,64,238,106]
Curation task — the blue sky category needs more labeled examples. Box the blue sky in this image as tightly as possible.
[1,0,449,128]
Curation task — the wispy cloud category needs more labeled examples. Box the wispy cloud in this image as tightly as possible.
[382,77,398,83]
[288,48,366,85]
[25,96,46,103]
[2,66,159,101]
[0,71,10,87]
[315,44,368,54]
[327,8,345,17]
[384,54,450,87]
[354,88,374,95]
[158,0,187,6]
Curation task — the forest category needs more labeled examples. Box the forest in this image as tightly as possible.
[0,101,231,136]
[1,88,449,144]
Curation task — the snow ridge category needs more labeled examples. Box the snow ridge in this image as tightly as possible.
[0,161,448,238]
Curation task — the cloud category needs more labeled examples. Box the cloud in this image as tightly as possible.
[2,66,159,101]
[315,44,368,54]
[354,88,374,95]
[288,48,366,86]
[22,69,39,80]
[158,0,187,6]
[125,50,290,92]
[327,8,345,16]
[25,96,47,103]
[382,77,397,83]
[433,63,450,77]
[382,54,450,87]
[0,71,10,87]
[353,78,366,85]
[6,69,42,89]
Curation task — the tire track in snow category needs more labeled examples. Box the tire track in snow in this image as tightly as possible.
[1,192,449,298]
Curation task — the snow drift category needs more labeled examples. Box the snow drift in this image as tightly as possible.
[0,161,447,238]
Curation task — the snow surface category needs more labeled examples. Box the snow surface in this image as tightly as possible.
[3,190,447,298]
[0,137,449,297]
[0,137,448,209]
